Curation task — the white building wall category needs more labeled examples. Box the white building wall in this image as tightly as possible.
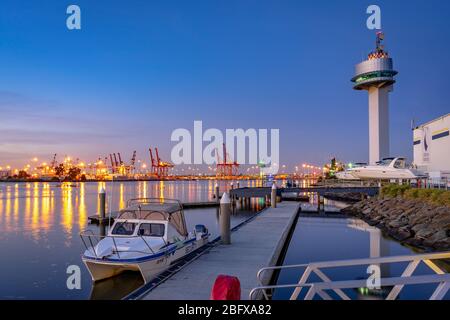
[413,114,450,176]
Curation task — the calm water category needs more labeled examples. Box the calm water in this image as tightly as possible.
[0,180,264,299]
[275,200,450,300]
[2,181,447,300]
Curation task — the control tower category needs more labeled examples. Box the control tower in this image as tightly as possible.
[351,32,398,165]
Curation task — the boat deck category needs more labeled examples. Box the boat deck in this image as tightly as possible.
[139,201,301,300]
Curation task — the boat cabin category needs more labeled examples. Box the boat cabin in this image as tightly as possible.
[376,157,407,168]
[108,199,188,244]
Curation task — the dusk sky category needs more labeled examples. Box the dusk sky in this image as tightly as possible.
[1,0,449,169]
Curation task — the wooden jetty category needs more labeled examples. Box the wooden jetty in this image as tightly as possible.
[138,201,301,300]
[230,186,379,199]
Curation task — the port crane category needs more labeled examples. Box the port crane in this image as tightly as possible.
[109,151,136,176]
[149,147,174,178]
[216,143,239,177]
[50,154,57,169]
[130,151,137,173]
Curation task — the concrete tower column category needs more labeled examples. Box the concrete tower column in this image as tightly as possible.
[368,85,391,164]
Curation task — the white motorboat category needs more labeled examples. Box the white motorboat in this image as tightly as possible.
[344,157,425,180]
[80,198,209,283]
[335,163,367,180]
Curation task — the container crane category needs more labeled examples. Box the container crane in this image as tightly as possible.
[216,143,239,178]
[149,147,174,178]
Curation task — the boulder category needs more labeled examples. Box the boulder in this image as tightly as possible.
[432,237,450,250]
[414,227,435,240]
[393,227,412,241]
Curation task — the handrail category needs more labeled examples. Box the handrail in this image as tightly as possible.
[252,251,450,300]
[256,251,450,284]
[249,274,450,300]
[126,197,183,208]
[79,231,163,259]
[140,236,156,255]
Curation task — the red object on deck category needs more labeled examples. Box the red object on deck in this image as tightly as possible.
[210,275,241,300]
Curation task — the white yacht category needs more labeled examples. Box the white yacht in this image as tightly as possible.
[344,157,425,180]
[336,163,367,180]
[80,198,209,283]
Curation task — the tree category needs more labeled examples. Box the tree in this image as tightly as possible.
[54,164,66,178]
[67,167,81,181]
[18,170,30,179]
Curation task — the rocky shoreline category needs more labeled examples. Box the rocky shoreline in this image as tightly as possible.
[324,192,367,203]
[343,197,450,251]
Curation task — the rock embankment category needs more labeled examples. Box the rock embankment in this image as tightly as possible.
[343,197,450,251]
[324,192,366,203]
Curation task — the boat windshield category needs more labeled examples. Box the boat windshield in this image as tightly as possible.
[393,158,406,169]
[111,222,136,236]
[138,223,165,237]
[377,158,395,166]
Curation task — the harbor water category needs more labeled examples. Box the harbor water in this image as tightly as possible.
[0,180,263,299]
[1,181,447,300]
[274,200,450,300]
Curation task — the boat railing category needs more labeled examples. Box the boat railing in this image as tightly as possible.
[125,198,183,209]
[80,230,163,259]
[249,251,450,300]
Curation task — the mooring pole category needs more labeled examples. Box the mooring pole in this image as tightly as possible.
[230,182,235,206]
[99,187,106,222]
[215,183,220,203]
[271,183,277,208]
[220,192,231,245]
[237,181,243,206]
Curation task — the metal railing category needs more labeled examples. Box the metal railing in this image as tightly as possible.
[249,252,450,300]
[80,230,162,259]
[413,178,450,190]
[314,178,450,190]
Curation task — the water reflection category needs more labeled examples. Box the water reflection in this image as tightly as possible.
[0,180,261,299]
[274,206,449,300]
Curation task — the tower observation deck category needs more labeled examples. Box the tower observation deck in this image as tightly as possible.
[351,32,398,164]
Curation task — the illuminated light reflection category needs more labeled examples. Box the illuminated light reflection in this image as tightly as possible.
[61,183,73,239]
[143,181,148,198]
[41,185,51,231]
[119,183,125,210]
[31,185,40,241]
[5,187,11,232]
[78,183,87,229]
[159,181,164,202]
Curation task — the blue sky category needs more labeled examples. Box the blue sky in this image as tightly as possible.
[0,0,449,169]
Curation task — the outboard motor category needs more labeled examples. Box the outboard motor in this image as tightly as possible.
[195,224,208,240]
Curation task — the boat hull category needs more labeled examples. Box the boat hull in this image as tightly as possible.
[351,169,419,180]
[82,237,209,283]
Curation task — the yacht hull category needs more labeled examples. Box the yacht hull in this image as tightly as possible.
[351,169,419,180]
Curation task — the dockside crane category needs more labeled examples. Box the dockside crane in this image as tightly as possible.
[149,147,174,178]
[109,154,116,173]
[113,154,119,172]
[216,143,239,178]
[130,151,137,173]
[51,153,57,169]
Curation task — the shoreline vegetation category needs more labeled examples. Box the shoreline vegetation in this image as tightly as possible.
[343,185,450,251]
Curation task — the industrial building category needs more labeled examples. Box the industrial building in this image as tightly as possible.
[413,113,450,178]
